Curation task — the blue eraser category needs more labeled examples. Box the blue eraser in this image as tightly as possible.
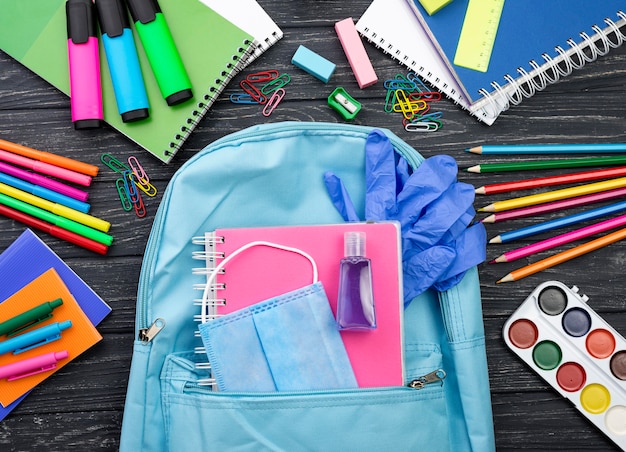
[291,45,336,83]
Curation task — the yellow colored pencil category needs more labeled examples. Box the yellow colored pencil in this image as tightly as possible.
[0,182,110,232]
[479,177,626,213]
[497,226,626,283]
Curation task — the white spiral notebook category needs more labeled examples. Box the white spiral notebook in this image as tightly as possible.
[357,0,626,125]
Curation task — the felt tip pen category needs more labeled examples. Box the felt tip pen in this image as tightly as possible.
[66,0,103,129]
[125,0,193,106]
[0,299,64,337]
[0,204,109,255]
[0,321,73,355]
[0,350,69,381]
[0,162,89,202]
[96,0,150,122]
[0,149,92,187]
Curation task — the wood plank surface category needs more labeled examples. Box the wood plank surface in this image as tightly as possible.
[1,1,626,450]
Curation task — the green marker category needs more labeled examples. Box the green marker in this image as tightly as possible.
[125,0,193,106]
[0,299,63,337]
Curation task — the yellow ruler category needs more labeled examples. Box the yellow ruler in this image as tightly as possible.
[453,0,504,72]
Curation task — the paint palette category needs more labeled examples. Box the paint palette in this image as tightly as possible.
[503,281,626,450]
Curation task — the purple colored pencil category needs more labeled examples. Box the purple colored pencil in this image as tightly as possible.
[491,213,626,263]
[481,187,626,223]
[0,162,89,202]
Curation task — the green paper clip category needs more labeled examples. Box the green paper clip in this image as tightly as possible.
[328,87,361,120]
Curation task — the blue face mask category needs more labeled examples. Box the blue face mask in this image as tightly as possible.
[198,242,357,392]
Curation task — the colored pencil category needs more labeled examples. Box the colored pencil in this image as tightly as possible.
[0,161,89,202]
[0,204,108,254]
[0,182,110,233]
[475,166,626,195]
[491,214,626,263]
[481,188,626,223]
[0,149,92,186]
[467,143,626,155]
[466,155,626,173]
[0,138,99,177]
[497,227,626,283]
[489,200,626,244]
[0,193,113,246]
[478,177,626,213]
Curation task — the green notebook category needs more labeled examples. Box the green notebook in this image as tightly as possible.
[0,0,254,163]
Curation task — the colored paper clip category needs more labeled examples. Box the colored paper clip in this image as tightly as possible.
[229,93,260,104]
[245,70,279,84]
[406,71,431,92]
[384,89,396,113]
[262,88,286,117]
[101,153,130,174]
[384,78,418,91]
[128,156,150,185]
[328,87,361,120]
[409,91,442,102]
[240,79,267,104]
[131,173,158,197]
[122,170,140,204]
[133,189,147,218]
[116,178,133,212]
[394,89,423,119]
[260,73,291,95]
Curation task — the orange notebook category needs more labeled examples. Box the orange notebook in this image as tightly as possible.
[0,268,102,406]
[193,222,405,387]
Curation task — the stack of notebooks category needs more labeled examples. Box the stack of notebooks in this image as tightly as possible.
[356,0,626,125]
[0,0,282,163]
[0,229,111,421]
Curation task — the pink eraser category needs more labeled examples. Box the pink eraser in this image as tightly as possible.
[335,18,378,89]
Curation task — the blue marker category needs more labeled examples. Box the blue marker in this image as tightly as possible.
[0,321,72,355]
[95,0,149,122]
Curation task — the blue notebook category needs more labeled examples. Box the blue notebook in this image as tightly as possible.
[0,229,111,419]
[409,0,626,109]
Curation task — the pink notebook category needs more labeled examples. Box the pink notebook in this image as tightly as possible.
[194,222,404,388]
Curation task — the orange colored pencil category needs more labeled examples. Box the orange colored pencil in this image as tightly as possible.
[0,138,99,177]
[497,227,626,283]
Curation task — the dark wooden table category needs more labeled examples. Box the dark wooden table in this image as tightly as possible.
[1,1,626,450]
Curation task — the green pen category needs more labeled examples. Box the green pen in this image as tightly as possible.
[0,298,63,337]
[0,193,114,246]
[125,0,193,106]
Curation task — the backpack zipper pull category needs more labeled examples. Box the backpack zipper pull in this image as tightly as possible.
[407,369,446,389]
[139,318,165,342]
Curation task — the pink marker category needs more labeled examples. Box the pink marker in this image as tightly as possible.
[66,0,103,130]
[0,150,92,186]
[0,162,89,202]
[0,350,69,381]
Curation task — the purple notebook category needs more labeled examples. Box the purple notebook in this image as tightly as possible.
[0,229,111,419]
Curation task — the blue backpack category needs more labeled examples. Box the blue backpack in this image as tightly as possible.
[119,122,495,451]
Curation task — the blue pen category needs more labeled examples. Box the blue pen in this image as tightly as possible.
[0,320,72,355]
[491,199,626,244]
[0,171,90,213]
[95,0,150,122]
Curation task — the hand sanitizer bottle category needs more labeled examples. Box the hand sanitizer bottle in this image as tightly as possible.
[336,231,376,330]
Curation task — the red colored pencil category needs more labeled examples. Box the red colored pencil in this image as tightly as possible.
[475,166,626,195]
[0,204,108,254]
[481,187,626,223]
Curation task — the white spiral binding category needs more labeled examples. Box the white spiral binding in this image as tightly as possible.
[478,13,626,114]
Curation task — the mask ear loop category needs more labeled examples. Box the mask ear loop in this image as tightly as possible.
[201,241,319,323]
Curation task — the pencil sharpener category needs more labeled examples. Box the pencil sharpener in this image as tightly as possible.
[328,87,361,120]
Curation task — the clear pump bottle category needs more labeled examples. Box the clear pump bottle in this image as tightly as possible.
[336,231,376,330]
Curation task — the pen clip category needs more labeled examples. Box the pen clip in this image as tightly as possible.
[7,314,52,337]
[14,333,62,355]
[7,363,59,381]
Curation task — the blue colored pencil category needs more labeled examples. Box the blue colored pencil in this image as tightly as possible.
[489,199,626,244]
[467,143,626,155]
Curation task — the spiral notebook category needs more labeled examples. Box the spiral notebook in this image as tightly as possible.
[192,222,405,388]
[407,0,626,114]
[0,0,256,163]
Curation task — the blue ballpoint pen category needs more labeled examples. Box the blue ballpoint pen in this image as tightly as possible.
[0,320,72,355]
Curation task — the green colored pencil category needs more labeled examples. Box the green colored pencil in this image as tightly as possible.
[466,155,626,173]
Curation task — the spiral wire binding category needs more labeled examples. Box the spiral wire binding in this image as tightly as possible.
[163,39,258,160]
[477,12,626,114]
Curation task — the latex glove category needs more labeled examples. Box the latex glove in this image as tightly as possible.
[324,129,486,304]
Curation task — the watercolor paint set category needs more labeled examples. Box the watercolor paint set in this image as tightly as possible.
[503,281,626,449]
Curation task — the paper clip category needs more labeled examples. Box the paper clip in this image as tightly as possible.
[133,190,147,218]
[384,89,396,113]
[260,73,291,95]
[406,72,431,92]
[116,178,133,212]
[409,91,442,102]
[101,153,130,174]
[128,156,149,185]
[262,88,285,117]
[229,93,260,104]
[122,170,139,204]
[131,173,158,197]
[245,70,279,84]
[405,121,441,132]
[394,89,424,119]
[240,79,267,104]
[328,87,361,120]
[384,79,418,91]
